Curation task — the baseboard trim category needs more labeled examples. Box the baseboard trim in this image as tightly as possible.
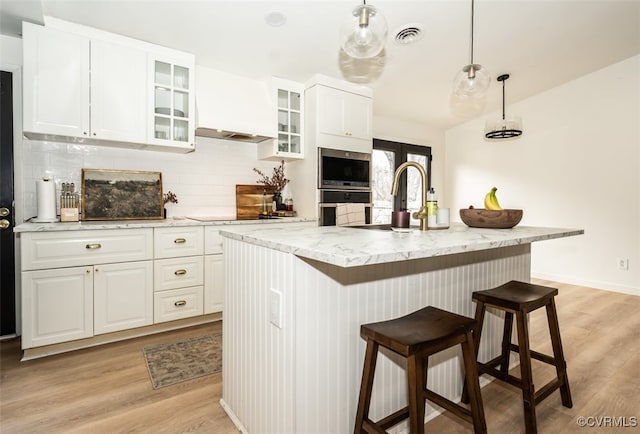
[531,272,639,296]
[21,312,222,361]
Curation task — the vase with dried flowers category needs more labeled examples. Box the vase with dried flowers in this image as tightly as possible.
[253,160,289,210]
[163,191,178,218]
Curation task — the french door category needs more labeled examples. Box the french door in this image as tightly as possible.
[371,139,432,224]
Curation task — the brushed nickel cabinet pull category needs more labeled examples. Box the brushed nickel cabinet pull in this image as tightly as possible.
[85,243,102,249]
[174,300,187,307]
[174,269,187,276]
[174,238,186,244]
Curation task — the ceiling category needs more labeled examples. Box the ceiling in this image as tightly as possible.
[1,0,639,131]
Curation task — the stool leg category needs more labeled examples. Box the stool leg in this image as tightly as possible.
[462,301,486,404]
[515,310,537,434]
[500,312,514,374]
[461,330,488,434]
[354,339,379,434]
[546,298,573,408]
[407,353,426,434]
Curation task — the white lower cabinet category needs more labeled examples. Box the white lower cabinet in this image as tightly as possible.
[153,227,205,323]
[154,286,204,323]
[204,227,225,314]
[20,224,226,353]
[94,261,153,335]
[204,254,224,314]
[22,267,93,348]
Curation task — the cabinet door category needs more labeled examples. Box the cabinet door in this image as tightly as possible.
[204,254,224,314]
[23,22,90,138]
[94,261,153,335]
[91,39,147,143]
[316,86,372,142]
[344,91,372,141]
[148,54,196,151]
[259,78,304,160]
[22,267,93,348]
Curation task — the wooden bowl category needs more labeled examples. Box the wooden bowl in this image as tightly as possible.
[459,208,523,229]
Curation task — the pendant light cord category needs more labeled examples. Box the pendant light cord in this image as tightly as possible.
[469,0,475,65]
[502,79,506,120]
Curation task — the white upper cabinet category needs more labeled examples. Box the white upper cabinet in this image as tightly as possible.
[305,75,373,154]
[147,54,196,152]
[90,39,147,143]
[258,78,305,160]
[23,23,91,139]
[22,20,195,153]
[317,85,372,142]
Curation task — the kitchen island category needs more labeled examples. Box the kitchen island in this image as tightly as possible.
[218,223,583,434]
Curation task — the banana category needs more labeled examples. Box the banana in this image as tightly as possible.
[484,187,503,210]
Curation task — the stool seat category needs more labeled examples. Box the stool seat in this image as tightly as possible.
[472,281,558,311]
[361,306,477,356]
[355,306,487,434]
[462,280,572,434]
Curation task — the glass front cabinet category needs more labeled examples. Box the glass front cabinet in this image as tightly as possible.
[148,54,196,152]
[258,78,304,160]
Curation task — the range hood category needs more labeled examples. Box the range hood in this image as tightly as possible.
[195,66,276,143]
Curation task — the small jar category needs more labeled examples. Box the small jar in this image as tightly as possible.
[285,197,294,211]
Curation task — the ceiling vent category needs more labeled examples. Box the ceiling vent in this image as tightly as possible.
[394,24,423,45]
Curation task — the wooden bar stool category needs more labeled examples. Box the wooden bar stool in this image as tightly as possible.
[354,306,487,434]
[462,280,573,433]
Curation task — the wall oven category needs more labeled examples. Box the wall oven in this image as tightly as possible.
[318,148,371,190]
[318,190,372,226]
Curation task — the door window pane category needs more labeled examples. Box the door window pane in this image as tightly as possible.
[372,149,395,224]
[407,153,427,225]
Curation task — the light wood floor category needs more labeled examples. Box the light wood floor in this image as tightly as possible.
[1,280,638,433]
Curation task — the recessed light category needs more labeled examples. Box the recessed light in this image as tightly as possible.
[265,11,287,27]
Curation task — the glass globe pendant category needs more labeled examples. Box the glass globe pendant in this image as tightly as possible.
[340,1,388,59]
[452,0,490,98]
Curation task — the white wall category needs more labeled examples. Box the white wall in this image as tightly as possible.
[445,55,640,295]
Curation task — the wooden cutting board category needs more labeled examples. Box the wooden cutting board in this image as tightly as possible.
[236,184,274,220]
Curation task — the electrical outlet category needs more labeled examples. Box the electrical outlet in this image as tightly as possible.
[617,258,629,270]
[269,288,283,328]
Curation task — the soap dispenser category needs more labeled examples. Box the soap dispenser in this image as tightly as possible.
[426,188,438,227]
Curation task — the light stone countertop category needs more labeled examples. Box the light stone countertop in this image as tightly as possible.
[219,222,584,268]
[13,216,316,233]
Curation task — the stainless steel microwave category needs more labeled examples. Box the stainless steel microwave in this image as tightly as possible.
[318,148,371,190]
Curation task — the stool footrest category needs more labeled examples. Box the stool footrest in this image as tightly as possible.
[362,419,389,434]
[424,389,473,424]
[534,378,564,405]
[478,363,523,389]
[508,343,557,366]
[376,407,410,430]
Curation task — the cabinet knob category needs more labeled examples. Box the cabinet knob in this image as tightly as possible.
[174,300,187,307]
[86,243,102,249]
[174,269,187,276]
[0,219,9,230]
[174,238,186,244]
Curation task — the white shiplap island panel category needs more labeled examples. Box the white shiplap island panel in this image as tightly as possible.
[218,223,583,434]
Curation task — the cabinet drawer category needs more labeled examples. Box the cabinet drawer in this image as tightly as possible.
[154,286,203,323]
[154,256,203,291]
[205,226,224,255]
[21,229,153,271]
[154,226,204,258]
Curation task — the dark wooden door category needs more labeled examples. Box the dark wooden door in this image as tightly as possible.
[0,70,16,336]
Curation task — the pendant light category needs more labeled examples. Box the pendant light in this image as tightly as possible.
[485,74,523,139]
[452,0,490,98]
[340,0,388,59]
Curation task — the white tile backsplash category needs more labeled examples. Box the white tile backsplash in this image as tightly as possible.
[20,136,284,221]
